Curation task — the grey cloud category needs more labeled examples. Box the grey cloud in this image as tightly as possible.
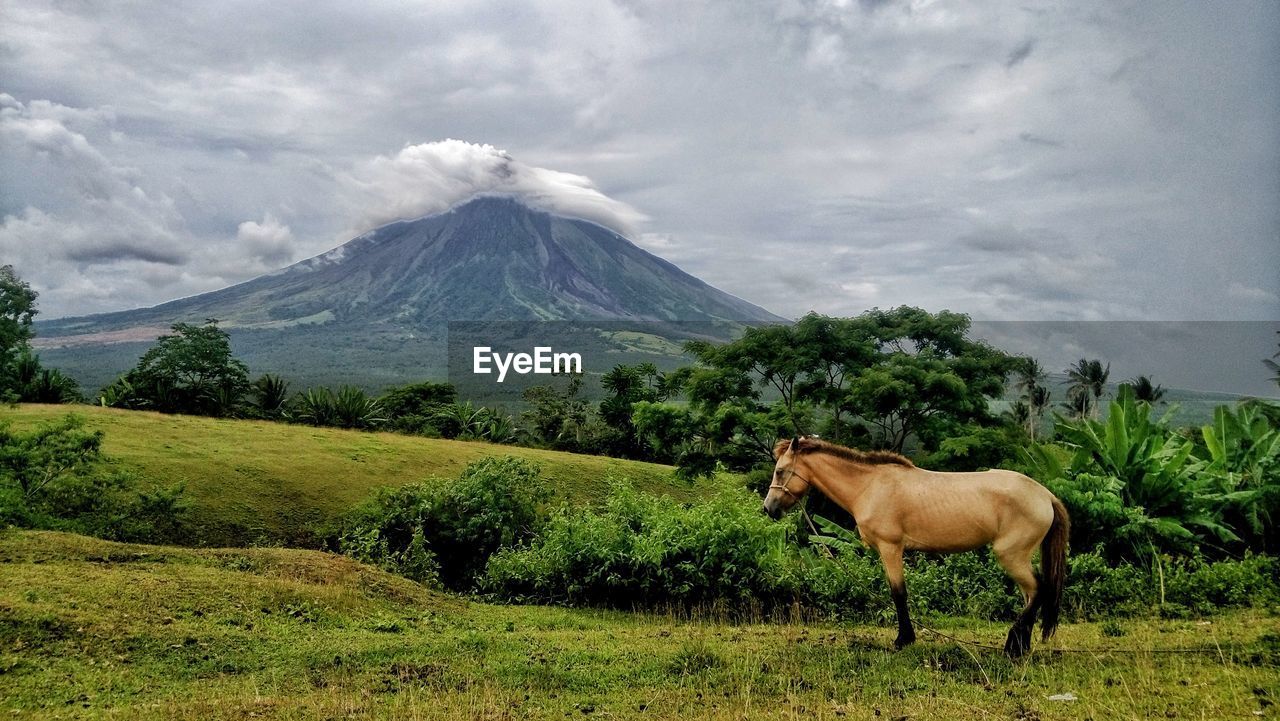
[0,0,1275,325]
[65,242,188,266]
[1018,132,1063,148]
[1005,39,1036,68]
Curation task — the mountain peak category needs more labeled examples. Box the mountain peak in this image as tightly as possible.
[41,197,782,332]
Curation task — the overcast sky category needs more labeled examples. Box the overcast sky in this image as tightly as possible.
[2,0,1277,323]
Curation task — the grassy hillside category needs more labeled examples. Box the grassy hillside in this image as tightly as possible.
[1,530,1275,720]
[2,404,705,546]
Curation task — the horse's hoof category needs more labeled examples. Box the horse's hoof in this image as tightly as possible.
[894,634,916,650]
[1004,629,1031,658]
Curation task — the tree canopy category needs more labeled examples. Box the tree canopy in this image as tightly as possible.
[106,321,251,416]
[634,308,1016,477]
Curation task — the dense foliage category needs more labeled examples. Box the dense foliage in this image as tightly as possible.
[0,266,81,404]
[1026,385,1279,559]
[100,321,251,417]
[632,308,1017,477]
[335,456,548,589]
[0,415,187,542]
[484,482,797,611]
[481,482,1278,621]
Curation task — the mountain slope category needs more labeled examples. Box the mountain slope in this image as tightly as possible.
[33,197,782,389]
[40,196,781,334]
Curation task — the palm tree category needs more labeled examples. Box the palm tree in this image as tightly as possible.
[1028,385,1052,439]
[1014,357,1047,397]
[1013,357,1050,440]
[253,374,290,418]
[1065,358,1110,419]
[1127,375,1166,405]
[1060,387,1092,421]
[1265,331,1280,389]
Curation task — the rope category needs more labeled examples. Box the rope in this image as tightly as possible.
[797,508,1251,658]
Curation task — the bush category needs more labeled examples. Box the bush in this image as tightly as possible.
[1061,551,1151,620]
[0,415,188,544]
[291,386,386,429]
[481,483,1278,622]
[1163,553,1278,614]
[337,456,548,589]
[483,483,799,613]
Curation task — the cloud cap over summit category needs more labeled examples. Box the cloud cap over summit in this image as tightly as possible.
[343,140,648,237]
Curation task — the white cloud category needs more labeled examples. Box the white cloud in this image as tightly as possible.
[236,214,295,266]
[1227,282,1279,304]
[342,139,647,236]
[0,0,1276,324]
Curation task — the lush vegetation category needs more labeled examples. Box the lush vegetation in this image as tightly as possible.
[0,265,81,405]
[1027,385,1278,558]
[479,479,1277,622]
[2,530,1276,720]
[2,405,701,547]
[0,414,187,544]
[335,456,549,589]
[3,259,1279,717]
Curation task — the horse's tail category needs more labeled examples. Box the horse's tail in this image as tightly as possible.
[1039,495,1070,640]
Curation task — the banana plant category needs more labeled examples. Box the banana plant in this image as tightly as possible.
[1028,384,1240,559]
[1199,401,1280,546]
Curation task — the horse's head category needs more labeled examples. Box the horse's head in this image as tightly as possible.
[763,436,813,519]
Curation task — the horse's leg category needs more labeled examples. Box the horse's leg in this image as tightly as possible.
[994,542,1040,658]
[877,542,915,649]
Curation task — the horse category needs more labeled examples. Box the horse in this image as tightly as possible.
[762,436,1069,657]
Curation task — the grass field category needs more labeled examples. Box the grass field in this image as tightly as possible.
[2,405,705,546]
[1,530,1276,720]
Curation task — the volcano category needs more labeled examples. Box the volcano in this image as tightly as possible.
[35,197,783,389]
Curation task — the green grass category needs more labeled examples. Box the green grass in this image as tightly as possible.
[2,404,706,546]
[1,530,1276,720]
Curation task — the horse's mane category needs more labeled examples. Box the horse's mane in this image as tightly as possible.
[773,437,915,468]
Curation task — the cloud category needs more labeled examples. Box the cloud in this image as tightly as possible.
[342,139,647,236]
[1005,39,1036,68]
[0,0,1276,325]
[236,214,295,266]
[1227,282,1279,304]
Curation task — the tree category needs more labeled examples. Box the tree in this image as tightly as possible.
[1127,375,1166,405]
[634,308,1015,476]
[14,351,82,403]
[115,321,251,416]
[378,381,457,434]
[252,374,290,418]
[1012,357,1050,440]
[1060,387,1092,421]
[836,308,1014,452]
[598,363,675,459]
[1265,331,1280,390]
[522,375,592,450]
[1065,358,1109,419]
[0,266,39,399]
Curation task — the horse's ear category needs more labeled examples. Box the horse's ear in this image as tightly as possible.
[790,436,799,451]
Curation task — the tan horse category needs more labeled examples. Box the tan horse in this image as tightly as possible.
[763,436,1069,657]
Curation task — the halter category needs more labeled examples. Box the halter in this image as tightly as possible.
[768,464,813,499]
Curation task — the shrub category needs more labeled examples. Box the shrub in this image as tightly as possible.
[483,483,799,613]
[337,456,548,589]
[290,386,386,429]
[1162,553,1278,614]
[481,484,1278,622]
[1062,551,1152,619]
[0,415,187,543]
